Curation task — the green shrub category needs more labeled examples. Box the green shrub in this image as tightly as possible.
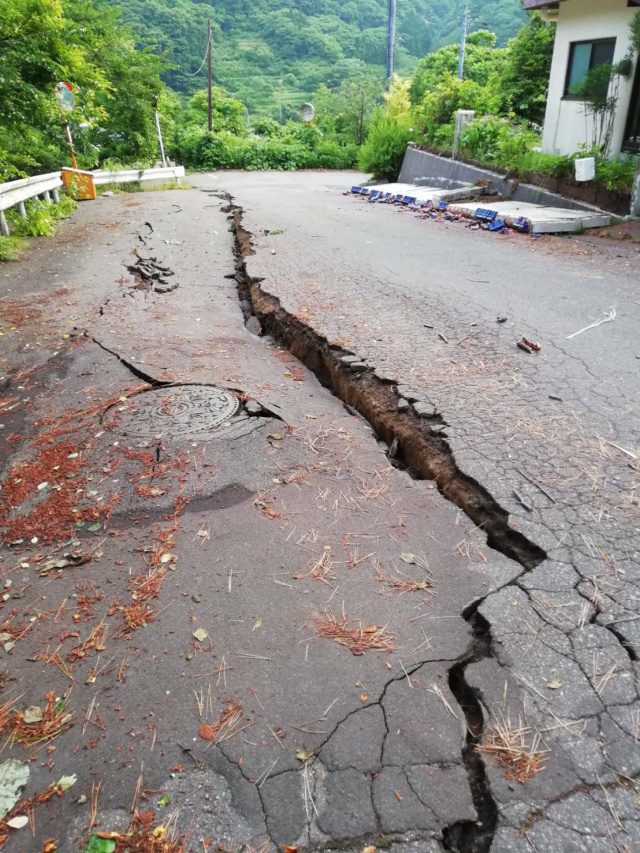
[0,235,26,262]
[596,156,638,192]
[174,126,357,172]
[9,199,57,237]
[358,111,412,180]
[432,124,455,149]
[6,192,78,239]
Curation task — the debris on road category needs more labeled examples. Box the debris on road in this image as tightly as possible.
[566,307,616,339]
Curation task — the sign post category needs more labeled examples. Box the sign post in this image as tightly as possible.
[55,82,78,169]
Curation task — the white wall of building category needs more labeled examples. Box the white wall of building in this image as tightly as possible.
[541,0,638,156]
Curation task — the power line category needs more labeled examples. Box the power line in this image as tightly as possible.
[185,29,211,76]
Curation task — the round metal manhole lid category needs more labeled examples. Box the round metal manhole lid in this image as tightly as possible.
[105,384,240,439]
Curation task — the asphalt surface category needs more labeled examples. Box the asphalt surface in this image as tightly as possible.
[212,170,640,851]
[0,181,513,852]
[0,172,637,852]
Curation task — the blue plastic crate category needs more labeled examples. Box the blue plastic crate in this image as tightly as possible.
[402,196,417,205]
[438,200,448,211]
[350,186,364,194]
[488,219,505,232]
[474,207,498,222]
[513,216,530,233]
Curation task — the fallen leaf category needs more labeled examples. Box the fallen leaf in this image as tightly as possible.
[252,618,262,631]
[546,679,563,690]
[0,759,29,819]
[199,723,216,741]
[7,815,29,829]
[56,774,77,791]
[268,433,284,441]
[23,706,43,724]
[137,810,154,826]
[193,628,208,643]
[363,847,376,853]
[394,790,403,801]
[360,692,367,702]
[39,552,90,575]
[295,748,314,763]
[400,553,416,564]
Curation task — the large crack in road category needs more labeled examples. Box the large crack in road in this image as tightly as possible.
[221,193,556,852]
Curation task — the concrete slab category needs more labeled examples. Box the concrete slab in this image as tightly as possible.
[449,198,612,234]
[355,182,483,205]
[352,182,612,232]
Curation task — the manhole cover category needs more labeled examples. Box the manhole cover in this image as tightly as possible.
[105,384,240,438]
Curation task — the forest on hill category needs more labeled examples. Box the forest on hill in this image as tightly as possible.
[110,0,526,116]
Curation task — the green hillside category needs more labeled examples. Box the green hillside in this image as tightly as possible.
[109,0,526,116]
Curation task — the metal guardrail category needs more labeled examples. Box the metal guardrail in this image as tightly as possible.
[0,172,63,236]
[91,166,185,187]
[0,166,185,237]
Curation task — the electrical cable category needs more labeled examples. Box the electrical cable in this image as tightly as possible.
[185,30,211,76]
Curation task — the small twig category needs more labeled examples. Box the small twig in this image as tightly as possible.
[399,660,414,688]
[514,468,556,503]
[512,490,533,512]
[256,758,279,787]
[566,307,616,339]
[428,683,458,719]
[597,438,637,461]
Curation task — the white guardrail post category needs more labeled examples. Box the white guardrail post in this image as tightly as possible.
[0,172,63,236]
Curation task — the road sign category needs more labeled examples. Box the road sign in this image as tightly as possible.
[299,103,315,125]
[55,82,75,115]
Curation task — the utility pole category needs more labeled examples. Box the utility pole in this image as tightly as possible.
[386,0,396,81]
[457,2,471,80]
[207,18,213,132]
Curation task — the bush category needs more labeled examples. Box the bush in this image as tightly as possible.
[415,72,501,143]
[358,111,412,180]
[596,156,638,192]
[0,235,26,262]
[174,126,358,172]
[458,116,537,168]
[7,193,77,238]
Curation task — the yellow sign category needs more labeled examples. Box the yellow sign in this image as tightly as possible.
[61,168,96,201]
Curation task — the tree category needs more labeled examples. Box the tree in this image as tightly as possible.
[409,31,507,105]
[0,0,170,179]
[183,88,247,135]
[313,75,383,145]
[500,13,555,126]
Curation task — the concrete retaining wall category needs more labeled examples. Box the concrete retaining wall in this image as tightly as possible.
[399,146,612,215]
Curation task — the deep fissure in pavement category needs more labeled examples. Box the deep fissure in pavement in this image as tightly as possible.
[223,194,548,851]
[225,199,545,573]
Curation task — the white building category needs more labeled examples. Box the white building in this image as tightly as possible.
[524,0,640,156]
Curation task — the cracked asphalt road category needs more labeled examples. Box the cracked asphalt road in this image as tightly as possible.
[0,172,638,852]
[208,169,640,850]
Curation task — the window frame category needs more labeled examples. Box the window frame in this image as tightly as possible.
[563,37,617,100]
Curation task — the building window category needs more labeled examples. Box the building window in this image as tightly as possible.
[564,39,617,98]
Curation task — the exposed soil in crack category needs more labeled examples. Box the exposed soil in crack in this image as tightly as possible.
[224,195,545,573]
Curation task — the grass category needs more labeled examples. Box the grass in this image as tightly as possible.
[0,235,26,261]
[97,179,191,195]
